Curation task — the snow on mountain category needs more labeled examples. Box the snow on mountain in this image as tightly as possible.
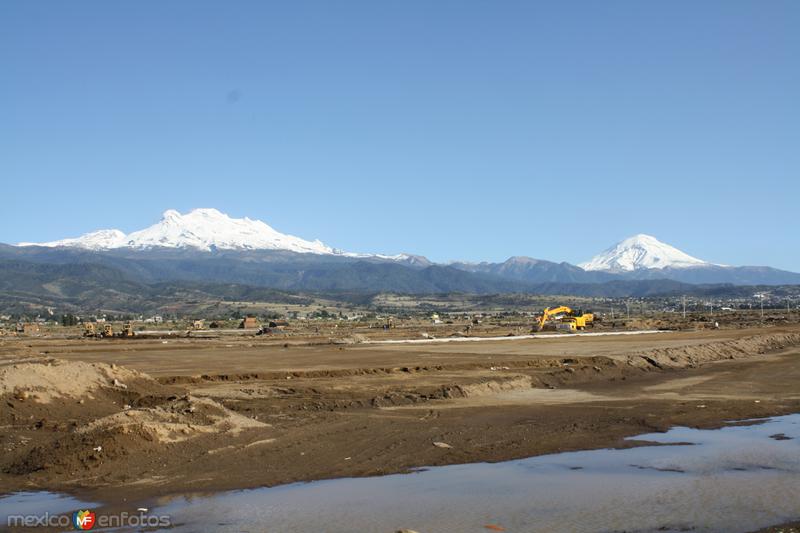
[18,213,715,274]
[124,208,336,253]
[19,208,336,254]
[18,229,128,251]
[580,234,712,272]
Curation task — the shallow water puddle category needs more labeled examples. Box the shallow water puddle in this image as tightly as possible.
[2,414,799,532]
[0,491,95,525]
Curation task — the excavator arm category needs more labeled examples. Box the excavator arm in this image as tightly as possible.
[536,306,573,331]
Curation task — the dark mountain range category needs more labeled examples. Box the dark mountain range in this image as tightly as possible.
[448,257,616,284]
[446,256,800,286]
[1,247,797,316]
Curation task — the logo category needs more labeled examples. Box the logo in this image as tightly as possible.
[72,510,96,530]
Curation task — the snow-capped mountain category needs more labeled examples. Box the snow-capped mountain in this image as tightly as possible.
[20,208,337,254]
[9,219,800,288]
[18,208,424,262]
[580,234,713,272]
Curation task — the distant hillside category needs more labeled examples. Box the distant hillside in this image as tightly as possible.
[0,259,317,315]
[0,246,531,294]
[1,255,797,316]
[449,257,615,284]
[622,264,800,285]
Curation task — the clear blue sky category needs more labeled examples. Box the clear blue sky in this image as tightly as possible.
[2,1,798,269]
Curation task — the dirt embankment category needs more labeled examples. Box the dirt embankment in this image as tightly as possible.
[1,329,800,503]
[0,358,148,402]
[1,358,268,482]
[625,332,800,369]
[170,332,800,411]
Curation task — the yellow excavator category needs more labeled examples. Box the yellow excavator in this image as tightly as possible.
[535,306,594,332]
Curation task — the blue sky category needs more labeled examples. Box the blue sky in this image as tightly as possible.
[2,1,798,269]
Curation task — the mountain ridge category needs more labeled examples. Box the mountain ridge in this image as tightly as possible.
[6,256,793,317]
[10,209,800,287]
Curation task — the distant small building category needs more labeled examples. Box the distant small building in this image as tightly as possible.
[240,317,259,329]
[192,320,205,330]
[19,323,40,335]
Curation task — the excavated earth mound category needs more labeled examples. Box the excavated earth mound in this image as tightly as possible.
[1,357,269,477]
[625,332,800,370]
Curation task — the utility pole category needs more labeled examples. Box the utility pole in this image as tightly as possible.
[626,300,630,320]
[682,296,686,319]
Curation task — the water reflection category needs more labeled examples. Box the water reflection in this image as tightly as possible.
[150,414,800,533]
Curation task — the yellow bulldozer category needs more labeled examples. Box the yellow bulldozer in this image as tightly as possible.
[120,322,135,337]
[88,322,136,338]
[535,306,594,332]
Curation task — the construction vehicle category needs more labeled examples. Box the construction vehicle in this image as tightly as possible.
[569,310,594,330]
[120,322,135,337]
[102,324,114,338]
[566,310,594,330]
[535,306,594,332]
[83,323,97,337]
[534,306,571,331]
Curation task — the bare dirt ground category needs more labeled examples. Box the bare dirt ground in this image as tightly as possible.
[1,324,800,509]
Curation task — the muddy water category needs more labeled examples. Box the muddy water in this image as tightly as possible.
[0,491,94,524]
[2,415,799,532]
[145,414,800,533]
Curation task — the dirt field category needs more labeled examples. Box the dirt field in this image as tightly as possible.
[2,324,800,508]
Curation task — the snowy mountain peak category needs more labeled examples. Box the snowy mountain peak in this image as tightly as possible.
[19,208,335,254]
[161,209,183,221]
[580,234,711,272]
